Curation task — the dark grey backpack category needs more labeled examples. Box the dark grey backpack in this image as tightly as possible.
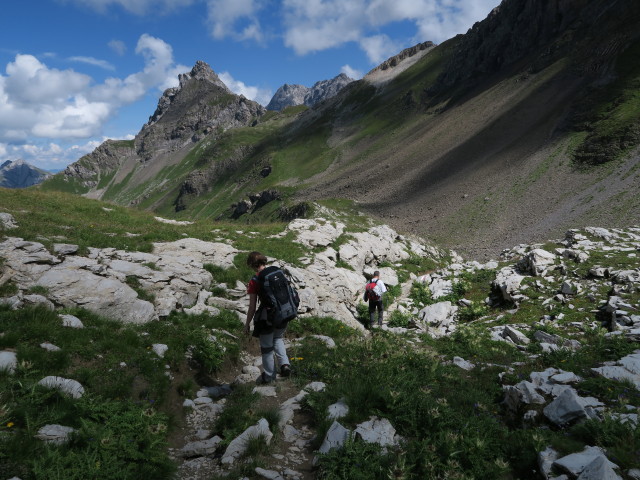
[255,266,300,328]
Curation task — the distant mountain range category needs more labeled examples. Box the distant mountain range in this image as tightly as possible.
[42,0,640,258]
[266,73,354,111]
[0,160,51,188]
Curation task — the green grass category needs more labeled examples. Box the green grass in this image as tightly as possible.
[0,304,243,479]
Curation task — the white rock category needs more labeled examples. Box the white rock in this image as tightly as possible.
[0,350,18,374]
[554,446,618,478]
[40,342,61,352]
[253,386,277,397]
[354,416,400,448]
[35,424,75,445]
[60,314,84,328]
[179,435,222,457]
[0,213,18,229]
[221,418,273,465]
[317,420,350,458]
[255,467,285,480]
[327,400,349,420]
[38,376,85,398]
[152,343,168,358]
[53,244,78,255]
[452,356,475,370]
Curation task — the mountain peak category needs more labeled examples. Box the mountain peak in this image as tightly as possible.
[178,60,230,92]
[0,158,51,188]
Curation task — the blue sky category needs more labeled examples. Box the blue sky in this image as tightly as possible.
[0,0,499,171]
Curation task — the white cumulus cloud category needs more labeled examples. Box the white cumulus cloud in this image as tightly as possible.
[69,56,115,70]
[206,0,266,42]
[67,0,196,15]
[218,71,272,106]
[282,0,499,63]
[108,39,127,56]
[0,34,187,143]
[341,64,363,80]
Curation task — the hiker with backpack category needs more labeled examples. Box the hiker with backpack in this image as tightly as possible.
[244,251,299,384]
[364,270,387,329]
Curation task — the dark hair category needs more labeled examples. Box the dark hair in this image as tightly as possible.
[247,251,268,269]
[373,270,380,277]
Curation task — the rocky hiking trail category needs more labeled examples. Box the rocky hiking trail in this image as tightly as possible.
[171,335,333,480]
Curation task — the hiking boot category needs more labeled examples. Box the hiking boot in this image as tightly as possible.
[256,372,273,385]
[280,364,291,377]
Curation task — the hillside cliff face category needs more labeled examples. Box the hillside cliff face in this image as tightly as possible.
[266,73,354,111]
[0,160,51,188]
[433,0,639,93]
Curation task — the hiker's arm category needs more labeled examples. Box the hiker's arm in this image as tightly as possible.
[244,293,258,334]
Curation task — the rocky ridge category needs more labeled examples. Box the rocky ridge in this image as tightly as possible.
[266,74,354,111]
[0,160,51,189]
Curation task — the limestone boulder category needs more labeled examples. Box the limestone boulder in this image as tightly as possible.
[153,238,238,269]
[38,376,85,398]
[493,266,525,302]
[36,266,157,324]
[0,212,18,229]
[286,218,345,248]
[519,249,556,276]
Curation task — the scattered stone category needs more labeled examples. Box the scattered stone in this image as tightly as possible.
[543,388,597,426]
[308,335,336,349]
[577,455,622,479]
[253,386,277,397]
[553,446,618,478]
[59,314,84,328]
[538,446,559,479]
[179,436,222,457]
[0,350,18,374]
[23,294,55,310]
[452,356,475,370]
[315,420,350,464]
[503,381,545,411]
[221,418,273,465]
[53,244,79,255]
[38,376,85,398]
[35,424,76,445]
[327,400,349,420]
[0,212,18,229]
[519,249,556,276]
[152,343,168,358]
[502,325,530,345]
[40,342,61,352]
[354,416,400,449]
[255,467,285,480]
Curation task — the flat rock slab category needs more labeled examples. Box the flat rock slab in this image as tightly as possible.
[354,416,399,448]
[592,352,640,390]
[554,446,618,477]
[180,436,222,457]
